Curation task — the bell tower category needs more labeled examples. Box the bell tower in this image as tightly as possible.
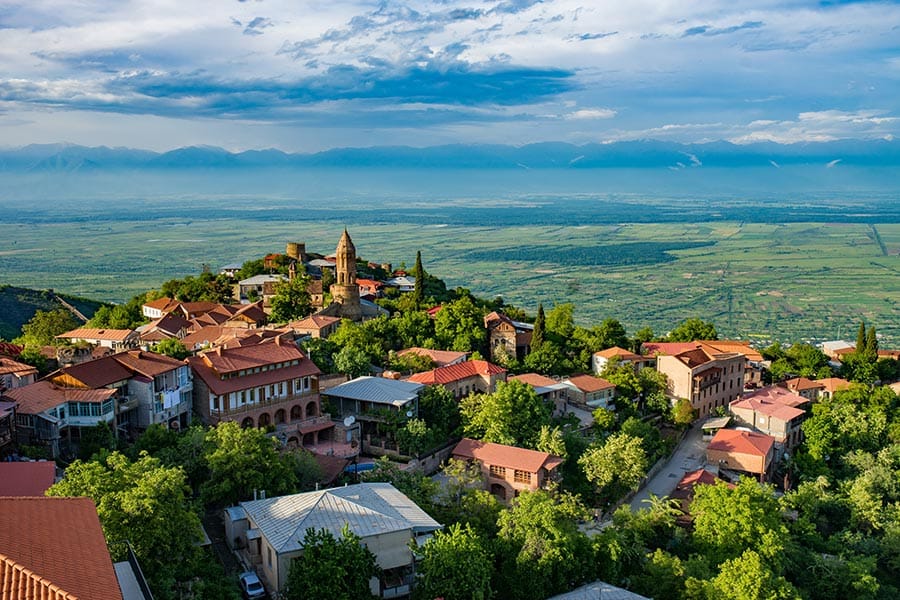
[331,228,362,320]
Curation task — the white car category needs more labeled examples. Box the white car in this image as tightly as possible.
[238,571,266,599]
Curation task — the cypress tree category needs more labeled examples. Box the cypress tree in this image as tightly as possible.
[532,303,545,350]
[412,250,425,308]
[856,321,866,354]
[866,326,878,361]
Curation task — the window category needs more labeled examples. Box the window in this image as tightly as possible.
[489,465,506,479]
[514,470,531,484]
[212,397,220,411]
[267,546,273,568]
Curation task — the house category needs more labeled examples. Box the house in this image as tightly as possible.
[644,340,766,390]
[226,482,441,598]
[0,497,124,600]
[285,314,342,339]
[49,350,193,432]
[670,469,731,525]
[0,356,38,391]
[729,386,809,454]
[237,274,286,305]
[220,263,243,278]
[187,336,329,448]
[56,327,140,351]
[821,340,855,361]
[395,347,468,368]
[0,461,57,496]
[780,377,824,401]
[547,580,651,600]
[484,311,533,361]
[509,373,569,416]
[137,312,192,346]
[655,345,745,419]
[357,278,385,298]
[142,296,180,319]
[5,382,117,459]
[323,376,424,442]
[591,346,654,375]
[407,360,507,399]
[560,374,616,409]
[451,438,564,503]
[384,275,416,292]
[707,428,775,483]
[815,377,851,400]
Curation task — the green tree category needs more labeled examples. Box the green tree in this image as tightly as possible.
[284,526,380,600]
[412,250,425,308]
[673,397,696,427]
[631,326,655,354]
[78,421,118,460]
[414,523,494,600]
[434,295,487,353]
[200,422,297,506]
[579,432,648,503]
[392,310,435,349]
[531,303,545,350]
[269,273,313,323]
[461,379,551,447]
[16,345,47,372]
[866,325,879,361]
[16,308,78,346]
[396,418,431,456]
[601,357,642,401]
[595,318,629,351]
[545,303,575,341]
[523,340,572,375]
[695,549,802,600]
[418,384,460,440]
[668,317,717,342]
[154,337,190,359]
[386,350,434,374]
[333,344,371,378]
[857,321,867,356]
[536,424,567,458]
[47,452,202,592]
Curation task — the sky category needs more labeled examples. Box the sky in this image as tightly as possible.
[0,0,898,152]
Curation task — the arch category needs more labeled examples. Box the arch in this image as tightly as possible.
[489,483,507,501]
[258,412,271,428]
[303,432,315,447]
[290,405,302,421]
[305,401,318,418]
[241,416,255,429]
[274,409,286,424]
[287,436,300,449]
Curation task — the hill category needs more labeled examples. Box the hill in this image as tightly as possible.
[0,285,105,341]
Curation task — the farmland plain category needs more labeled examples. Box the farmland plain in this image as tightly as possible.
[2,166,899,344]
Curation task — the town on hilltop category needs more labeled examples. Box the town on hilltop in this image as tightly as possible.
[1,229,899,600]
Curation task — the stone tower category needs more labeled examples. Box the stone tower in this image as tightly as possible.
[331,228,362,320]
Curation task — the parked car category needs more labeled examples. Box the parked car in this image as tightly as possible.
[239,571,266,599]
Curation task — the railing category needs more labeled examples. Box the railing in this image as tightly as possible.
[273,415,332,435]
[218,391,318,416]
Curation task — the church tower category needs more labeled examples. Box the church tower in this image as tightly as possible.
[330,228,362,320]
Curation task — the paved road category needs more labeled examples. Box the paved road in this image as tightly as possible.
[628,422,707,511]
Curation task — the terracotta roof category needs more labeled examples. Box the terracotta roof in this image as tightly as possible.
[510,373,559,388]
[0,462,56,496]
[146,312,191,335]
[0,497,122,600]
[3,381,117,415]
[396,347,467,368]
[701,340,763,363]
[194,336,308,374]
[53,356,133,388]
[642,342,700,356]
[676,348,714,368]
[815,377,852,395]
[564,374,615,393]
[731,386,808,421]
[143,296,179,311]
[782,377,825,392]
[0,343,24,358]
[288,314,342,330]
[56,328,135,342]
[407,360,506,385]
[0,357,38,377]
[452,438,564,473]
[878,349,900,360]
[708,428,774,458]
[593,346,643,361]
[108,350,185,378]
[676,468,720,490]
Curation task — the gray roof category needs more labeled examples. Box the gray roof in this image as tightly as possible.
[547,581,650,600]
[324,376,423,407]
[307,259,336,268]
[702,416,732,430]
[239,274,285,285]
[240,483,441,554]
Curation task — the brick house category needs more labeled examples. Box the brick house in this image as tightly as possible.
[452,438,564,503]
[56,328,140,351]
[729,386,808,454]
[707,428,775,482]
[655,346,745,419]
[509,373,570,416]
[780,377,825,402]
[407,360,507,399]
[484,311,533,362]
[591,346,654,375]
[560,374,616,409]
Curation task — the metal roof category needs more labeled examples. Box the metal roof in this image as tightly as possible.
[240,483,440,554]
[547,580,650,600]
[324,376,423,406]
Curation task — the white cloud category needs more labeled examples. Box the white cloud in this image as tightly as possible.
[565,108,616,120]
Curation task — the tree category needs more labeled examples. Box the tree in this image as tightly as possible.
[414,523,493,600]
[333,344,371,378]
[668,317,717,342]
[531,303,545,350]
[284,526,380,600]
[396,418,431,456]
[857,321,867,356]
[412,250,425,308]
[418,384,460,440]
[200,422,297,506]
[579,432,648,503]
[392,310,435,349]
[536,424,567,458]
[461,379,551,448]
[866,325,879,361]
[47,452,202,591]
[16,345,47,372]
[154,337,190,359]
[673,397,696,427]
[269,272,313,323]
[595,318,629,351]
[523,340,572,375]
[16,308,78,346]
[601,357,642,401]
[78,421,118,460]
[434,295,487,353]
[695,549,802,600]
[545,303,575,341]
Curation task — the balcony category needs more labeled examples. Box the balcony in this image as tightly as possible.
[219,391,317,416]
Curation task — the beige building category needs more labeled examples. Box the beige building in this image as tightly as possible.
[407,360,507,399]
[729,386,808,454]
[656,346,745,419]
[561,374,616,409]
[452,438,564,503]
[707,428,775,482]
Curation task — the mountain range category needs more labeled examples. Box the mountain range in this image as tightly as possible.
[0,139,897,172]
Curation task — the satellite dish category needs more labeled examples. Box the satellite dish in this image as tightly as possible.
[406,410,414,418]
[343,415,356,427]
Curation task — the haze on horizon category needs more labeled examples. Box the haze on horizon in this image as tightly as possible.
[1,0,898,153]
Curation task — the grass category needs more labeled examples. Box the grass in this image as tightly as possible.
[2,219,898,345]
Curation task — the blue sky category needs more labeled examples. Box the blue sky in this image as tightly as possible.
[0,0,898,151]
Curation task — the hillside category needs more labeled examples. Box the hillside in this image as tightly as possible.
[0,285,105,341]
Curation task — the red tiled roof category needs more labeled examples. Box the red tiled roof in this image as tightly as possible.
[0,462,56,496]
[407,360,506,385]
[642,342,700,356]
[677,348,714,368]
[677,468,720,490]
[3,381,117,415]
[56,328,135,341]
[701,340,763,362]
[288,314,342,330]
[143,296,179,311]
[0,497,122,600]
[783,377,825,391]
[147,312,191,335]
[452,438,563,473]
[510,373,559,388]
[396,347,467,368]
[708,428,774,458]
[593,346,643,361]
[731,386,808,421]
[109,350,185,378]
[815,377,852,394]
[0,357,38,377]
[54,356,133,388]
[0,343,24,358]
[564,374,615,393]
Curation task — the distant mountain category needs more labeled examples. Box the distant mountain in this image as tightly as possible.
[0,139,898,171]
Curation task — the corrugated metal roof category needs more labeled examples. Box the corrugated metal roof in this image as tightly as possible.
[324,376,423,405]
[240,483,440,554]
